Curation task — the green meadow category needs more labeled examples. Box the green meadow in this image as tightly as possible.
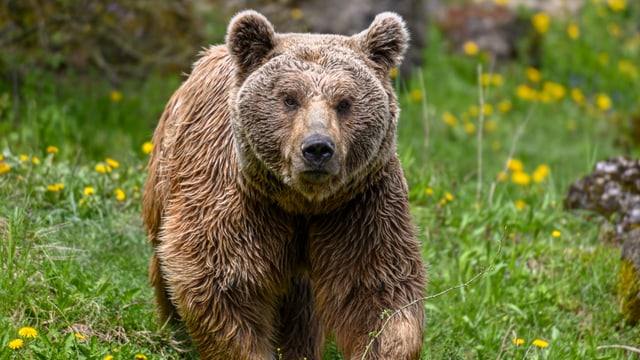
[1,1,640,359]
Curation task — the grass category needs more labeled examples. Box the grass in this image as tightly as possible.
[1,1,640,359]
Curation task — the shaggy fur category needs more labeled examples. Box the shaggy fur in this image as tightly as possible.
[142,10,426,359]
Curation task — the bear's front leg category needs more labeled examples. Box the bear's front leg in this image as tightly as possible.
[310,162,426,360]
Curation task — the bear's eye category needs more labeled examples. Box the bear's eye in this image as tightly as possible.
[283,95,299,110]
[336,99,351,114]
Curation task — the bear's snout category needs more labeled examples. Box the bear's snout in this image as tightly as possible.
[301,134,335,168]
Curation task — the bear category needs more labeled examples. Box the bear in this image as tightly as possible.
[142,10,426,360]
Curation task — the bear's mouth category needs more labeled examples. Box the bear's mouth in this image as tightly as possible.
[300,170,331,183]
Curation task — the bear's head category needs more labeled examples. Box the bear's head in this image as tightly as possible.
[227,10,409,204]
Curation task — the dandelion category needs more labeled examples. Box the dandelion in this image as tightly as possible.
[463,41,479,56]
[531,12,550,34]
[47,183,65,192]
[104,158,119,168]
[0,163,11,174]
[571,88,585,105]
[608,23,622,37]
[103,356,114,360]
[532,164,550,183]
[46,145,59,154]
[494,0,510,6]
[142,141,154,155]
[525,67,542,83]
[514,200,527,211]
[8,338,23,350]
[18,326,38,338]
[115,188,126,202]
[482,104,494,115]
[511,171,531,186]
[110,90,122,103]
[290,8,303,20]
[444,193,454,202]
[484,119,497,132]
[74,333,85,340]
[84,187,95,196]
[552,230,561,238]
[512,337,525,346]
[20,154,29,162]
[507,158,524,172]
[463,122,476,134]
[497,171,508,182]
[542,81,566,101]
[442,112,458,127]
[409,89,423,102]
[134,354,148,360]
[481,73,504,87]
[389,68,399,79]
[498,100,512,113]
[425,188,434,196]
[516,84,538,101]
[532,338,550,348]
[595,93,612,111]
[618,59,638,78]
[567,23,580,39]
[607,0,626,11]
[95,164,110,174]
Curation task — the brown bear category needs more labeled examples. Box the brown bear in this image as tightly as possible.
[142,10,426,360]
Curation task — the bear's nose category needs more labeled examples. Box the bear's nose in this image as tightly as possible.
[301,135,335,167]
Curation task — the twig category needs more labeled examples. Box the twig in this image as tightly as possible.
[475,64,485,204]
[597,344,640,354]
[495,324,517,360]
[360,267,491,360]
[487,103,537,205]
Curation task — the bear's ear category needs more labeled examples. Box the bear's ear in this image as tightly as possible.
[358,12,409,75]
[226,10,276,76]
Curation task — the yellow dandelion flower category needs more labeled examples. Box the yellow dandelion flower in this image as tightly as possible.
[105,158,120,169]
[552,230,561,238]
[425,188,434,196]
[134,354,148,360]
[0,154,3,162]
[20,154,29,162]
[532,338,550,348]
[514,200,527,211]
[463,41,479,56]
[482,104,494,115]
[463,122,476,134]
[47,183,65,192]
[46,145,59,154]
[542,81,566,101]
[18,326,38,338]
[74,333,85,340]
[494,0,510,6]
[532,12,550,34]
[608,23,622,37]
[95,164,110,174]
[115,188,126,202]
[8,338,23,350]
[290,8,303,20]
[390,67,399,79]
[498,100,512,113]
[444,193,454,202]
[442,112,458,127]
[567,23,580,39]
[481,73,504,87]
[32,157,40,165]
[533,164,550,183]
[142,141,154,155]
[484,119,497,132]
[511,171,531,186]
[595,93,612,111]
[409,89,423,102]
[571,88,585,105]
[497,171,508,182]
[110,90,122,103]
[103,356,114,360]
[0,163,11,174]
[439,199,447,206]
[525,67,542,83]
[507,158,524,172]
[516,84,538,101]
[619,59,638,78]
[607,0,626,11]
[468,105,479,117]
[512,337,525,346]
[84,187,95,196]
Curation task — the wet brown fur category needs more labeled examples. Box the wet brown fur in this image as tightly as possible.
[142,10,426,359]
